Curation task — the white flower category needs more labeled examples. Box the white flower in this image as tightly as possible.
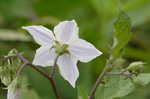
[22,20,102,87]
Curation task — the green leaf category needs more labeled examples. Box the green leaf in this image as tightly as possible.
[134,73,150,86]
[127,61,145,71]
[123,0,150,26]
[112,11,132,57]
[77,85,88,99]
[22,89,40,99]
[96,75,135,99]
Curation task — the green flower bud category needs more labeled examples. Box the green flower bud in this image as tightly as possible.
[127,61,145,73]
[0,64,17,86]
[1,75,12,86]
[0,49,22,86]
[8,49,18,55]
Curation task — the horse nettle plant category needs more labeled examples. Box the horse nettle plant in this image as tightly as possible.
[1,11,150,99]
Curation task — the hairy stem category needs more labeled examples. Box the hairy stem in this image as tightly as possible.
[105,71,133,80]
[88,59,131,99]
[17,63,26,75]
[88,65,108,99]
[4,54,60,99]
[88,59,113,99]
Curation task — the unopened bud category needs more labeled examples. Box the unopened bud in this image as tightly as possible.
[1,75,12,86]
[127,61,145,72]
[0,49,22,86]
[8,49,18,55]
[0,64,16,86]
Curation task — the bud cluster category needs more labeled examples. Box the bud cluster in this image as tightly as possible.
[0,49,27,99]
[0,49,20,86]
[127,61,145,75]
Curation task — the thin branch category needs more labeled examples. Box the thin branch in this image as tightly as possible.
[4,54,60,99]
[88,64,109,99]
[105,72,133,79]
[105,69,128,76]
[89,68,133,99]
[105,68,133,80]
[17,63,27,75]
[29,63,60,99]
[88,58,117,99]
[105,72,123,75]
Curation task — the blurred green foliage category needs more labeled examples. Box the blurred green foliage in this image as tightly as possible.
[0,0,150,99]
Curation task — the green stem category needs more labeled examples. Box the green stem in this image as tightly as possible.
[50,55,59,78]
[88,59,113,99]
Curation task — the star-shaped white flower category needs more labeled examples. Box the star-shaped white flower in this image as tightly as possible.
[22,20,102,88]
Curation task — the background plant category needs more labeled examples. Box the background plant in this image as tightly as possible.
[0,0,150,99]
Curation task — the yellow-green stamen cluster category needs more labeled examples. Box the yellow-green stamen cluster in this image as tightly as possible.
[53,41,69,55]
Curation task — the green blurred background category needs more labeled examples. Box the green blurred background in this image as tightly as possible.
[0,0,150,99]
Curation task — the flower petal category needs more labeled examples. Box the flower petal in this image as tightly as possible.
[57,54,79,88]
[33,46,57,66]
[54,20,79,43]
[22,26,55,46]
[69,39,102,62]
